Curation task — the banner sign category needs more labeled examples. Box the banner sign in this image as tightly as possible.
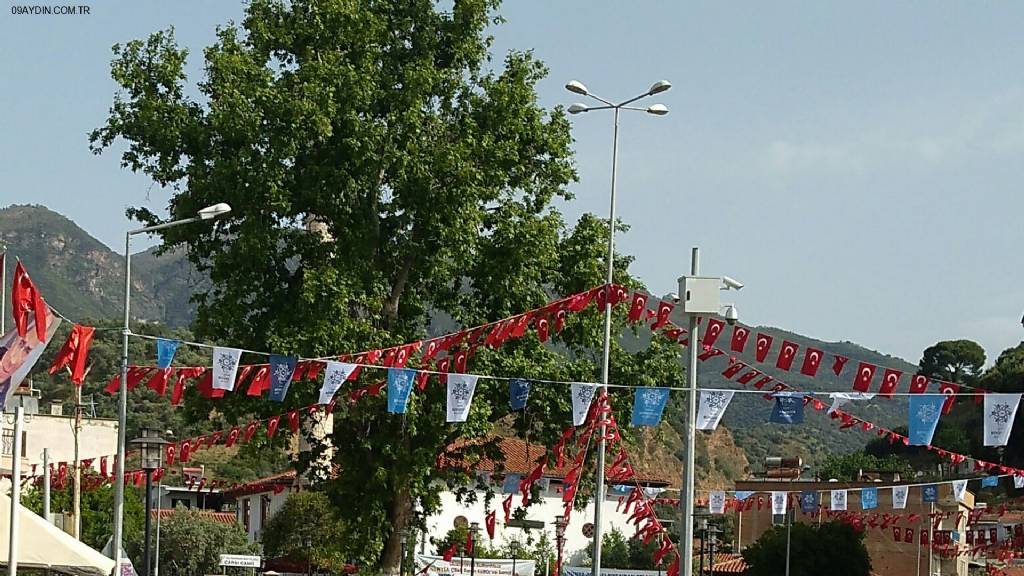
[415,555,535,576]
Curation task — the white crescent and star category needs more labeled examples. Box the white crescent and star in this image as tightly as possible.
[860,367,872,381]
[809,351,820,365]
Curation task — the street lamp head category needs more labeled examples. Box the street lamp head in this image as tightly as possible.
[129,428,168,471]
[568,103,589,115]
[197,203,232,221]
[648,80,672,95]
[565,80,589,96]
[646,104,669,116]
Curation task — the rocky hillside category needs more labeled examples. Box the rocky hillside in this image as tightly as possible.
[0,204,200,326]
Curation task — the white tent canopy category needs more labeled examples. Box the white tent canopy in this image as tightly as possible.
[0,480,115,576]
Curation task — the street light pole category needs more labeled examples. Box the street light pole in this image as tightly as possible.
[111,203,231,570]
[683,248,700,576]
[565,78,670,576]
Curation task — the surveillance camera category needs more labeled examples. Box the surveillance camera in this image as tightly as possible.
[721,276,744,291]
[723,304,739,325]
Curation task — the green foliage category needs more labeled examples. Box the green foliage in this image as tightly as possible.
[90,0,685,572]
[262,491,348,571]
[23,473,145,557]
[579,527,661,570]
[917,339,986,386]
[153,506,253,576]
[818,451,914,482]
[742,521,871,576]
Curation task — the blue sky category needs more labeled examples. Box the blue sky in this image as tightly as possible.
[3,1,1023,365]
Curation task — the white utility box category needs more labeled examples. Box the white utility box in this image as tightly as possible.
[677,276,721,314]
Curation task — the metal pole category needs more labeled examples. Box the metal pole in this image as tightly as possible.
[916,513,922,576]
[784,507,792,576]
[681,247,700,576]
[8,406,24,576]
[154,476,162,576]
[112,231,131,566]
[928,502,934,576]
[698,523,705,576]
[591,105,621,576]
[143,469,153,576]
[72,382,82,539]
[42,447,50,524]
[1,248,6,334]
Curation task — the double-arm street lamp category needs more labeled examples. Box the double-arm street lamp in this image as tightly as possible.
[111,203,232,570]
[565,78,670,576]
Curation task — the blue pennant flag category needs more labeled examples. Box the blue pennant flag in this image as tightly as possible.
[861,487,878,510]
[632,387,670,427]
[156,339,179,370]
[509,379,531,411]
[982,476,1000,489]
[770,392,805,425]
[734,491,755,501]
[502,474,522,494]
[799,491,820,513]
[268,355,298,402]
[908,394,945,446]
[922,484,938,503]
[609,485,633,496]
[387,368,416,414]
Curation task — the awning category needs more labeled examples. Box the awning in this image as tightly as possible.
[0,480,116,576]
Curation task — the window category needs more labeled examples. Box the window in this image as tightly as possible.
[171,498,191,509]
[243,498,251,533]
[1,430,26,458]
[260,495,271,532]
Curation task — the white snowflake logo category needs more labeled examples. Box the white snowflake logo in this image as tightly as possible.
[802,493,816,507]
[916,402,939,424]
[576,385,594,404]
[834,492,846,506]
[217,354,236,372]
[273,363,293,383]
[710,492,725,508]
[393,373,411,394]
[326,370,345,389]
[641,389,663,407]
[991,402,1013,425]
[451,381,471,402]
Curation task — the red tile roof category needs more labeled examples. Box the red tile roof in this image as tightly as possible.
[150,509,238,525]
[708,553,746,574]
[221,470,298,498]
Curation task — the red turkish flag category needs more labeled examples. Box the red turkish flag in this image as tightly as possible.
[832,355,849,376]
[610,284,629,306]
[287,410,300,434]
[485,510,496,539]
[443,544,458,563]
[225,426,241,448]
[879,368,903,398]
[702,318,726,348]
[909,374,929,394]
[415,370,430,391]
[502,494,513,522]
[721,361,747,379]
[627,292,648,323]
[179,439,192,463]
[939,381,959,414]
[145,368,172,396]
[906,528,915,543]
[100,456,108,477]
[755,333,774,362]
[266,415,281,439]
[697,347,724,362]
[776,340,799,371]
[800,347,824,377]
[553,308,567,333]
[652,301,674,329]
[243,421,259,443]
[453,349,469,373]
[752,375,773,390]
[48,324,95,385]
[893,527,902,542]
[536,317,550,342]
[852,362,877,392]
[920,529,929,545]
[164,443,177,467]
[736,369,762,385]
[730,326,750,353]
[423,339,441,362]
[596,285,609,312]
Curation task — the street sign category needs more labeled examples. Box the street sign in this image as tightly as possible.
[505,519,545,530]
[219,554,261,568]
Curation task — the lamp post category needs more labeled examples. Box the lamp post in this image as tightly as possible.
[469,522,480,576]
[565,78,670,576]
[129,428,167,576]
[705,525,721,576]
[111,202,231,569]
[677,248,743,576]
[554,515,567,576]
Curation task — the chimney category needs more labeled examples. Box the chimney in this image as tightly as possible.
[49,401,63,416]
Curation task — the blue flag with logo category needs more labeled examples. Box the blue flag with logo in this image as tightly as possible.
[387,368,416,414]
[908,394,945,446]
[770,392,805,424]
[502,474,522,494]
[982,475,1000,488]
[509,379,531,410]
[268,355,298,402]
[734,491,754,501]
[609,485,633,496]
[156,339,179,369]
[632,387,670,427]
[799,491,820,513]
[861,487,878,510]
[922,484,938,503]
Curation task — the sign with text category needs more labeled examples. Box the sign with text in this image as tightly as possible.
[219,554,261,568]
[415,555,534,576]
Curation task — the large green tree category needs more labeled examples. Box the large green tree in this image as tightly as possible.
[153,507,254,576]
[917,340,986,386]
[90,0,684,572]
[742,522,871,576]
[262,491,347,571]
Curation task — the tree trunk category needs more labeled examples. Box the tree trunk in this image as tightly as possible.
[380,485,413,575]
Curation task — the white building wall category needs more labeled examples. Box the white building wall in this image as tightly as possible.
[236,489,290,543]
[0,414,117,474]
[426,487,650,557]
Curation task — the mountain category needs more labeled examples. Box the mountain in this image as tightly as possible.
[2,204,919,470]
[0,204,201,326]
